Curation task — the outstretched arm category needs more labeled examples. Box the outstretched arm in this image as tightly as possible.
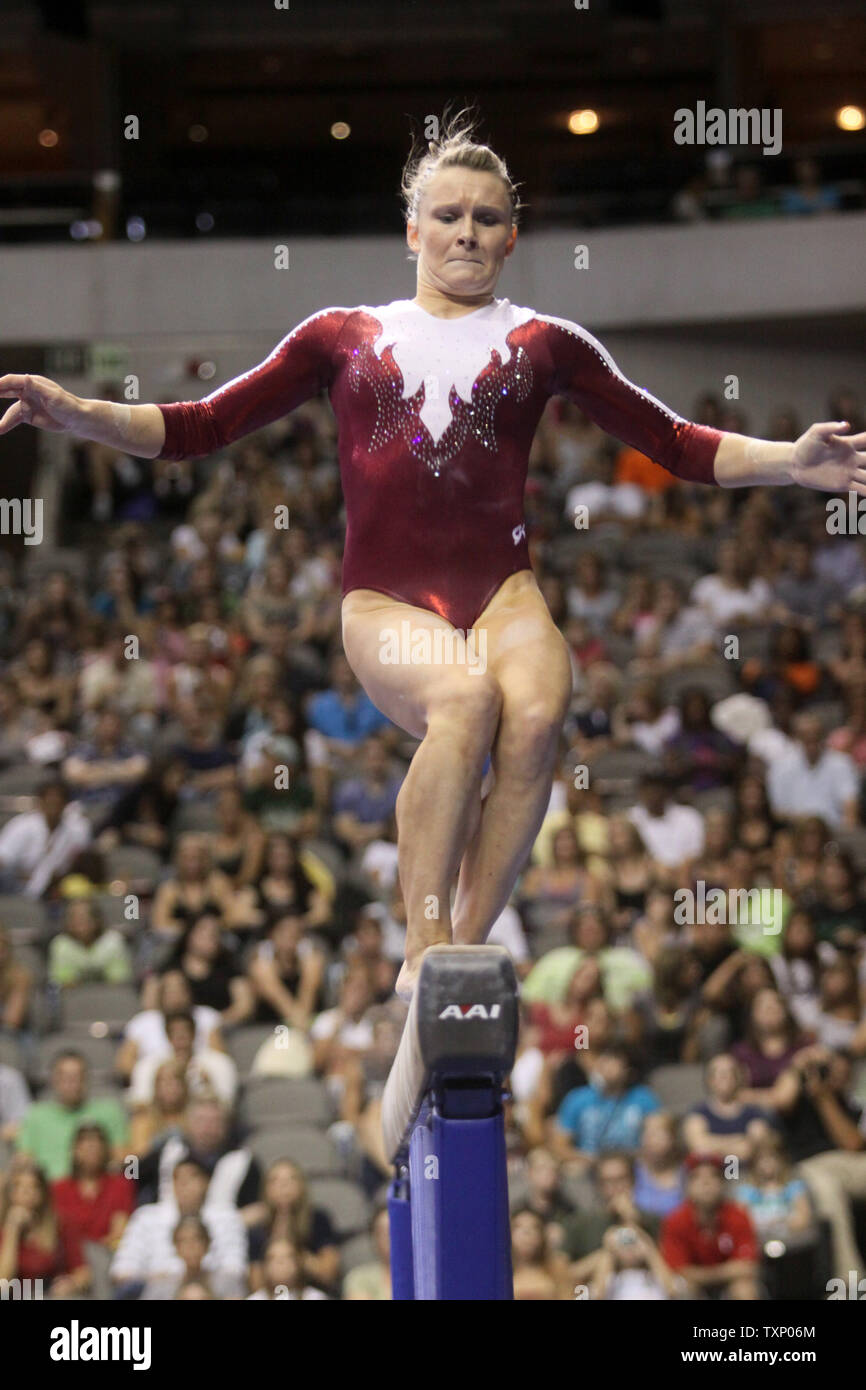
[713,421,866,492]
[0,306,349,461]
[545,314,866,494]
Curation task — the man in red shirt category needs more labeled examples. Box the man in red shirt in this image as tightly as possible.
[661,1154,760,1299]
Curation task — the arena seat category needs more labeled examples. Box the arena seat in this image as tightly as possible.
[309,1177,371,1238]
[647,1063,706,1115]
[239,1076,333,1128]
[246,1123,343,1176]
[59,983,140,1032]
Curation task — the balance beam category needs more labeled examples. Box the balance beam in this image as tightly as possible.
[382,944,519,1300]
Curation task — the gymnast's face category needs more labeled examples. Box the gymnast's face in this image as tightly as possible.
[407,167,517,303]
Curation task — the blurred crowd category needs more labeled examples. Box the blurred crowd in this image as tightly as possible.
[1,371,865,1301]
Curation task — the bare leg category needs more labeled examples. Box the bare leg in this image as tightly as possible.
[340,589,503,1002]
[394,696,499,999]
[450,589,573,946]
[451,705,566,945]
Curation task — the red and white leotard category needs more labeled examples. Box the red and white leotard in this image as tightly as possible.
[157,298,725,631]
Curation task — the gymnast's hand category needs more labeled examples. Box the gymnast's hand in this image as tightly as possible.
[791,420,866,493]
[0,373,86,436]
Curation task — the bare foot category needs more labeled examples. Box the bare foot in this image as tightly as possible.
[395,960,419,1003]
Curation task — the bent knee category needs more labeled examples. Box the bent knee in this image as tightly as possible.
[425,674,503,740]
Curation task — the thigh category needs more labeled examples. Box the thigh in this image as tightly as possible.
[341,588,498,741]
[475,571,573,719]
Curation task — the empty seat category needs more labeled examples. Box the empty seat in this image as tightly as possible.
[246,1124,342,1177]
[0,896,51,943]
[309,1177,371,1239]
[239,1077,333,1128]
[0,766,52,797]
[60,984,140,1032]
[226,1025,278,1074]
[103,846,163,887]
[0,1035,25,1072]
[648,1063,706,1116]
[340,1232,376,1273]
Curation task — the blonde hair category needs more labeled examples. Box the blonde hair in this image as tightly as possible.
[401,104,523,230]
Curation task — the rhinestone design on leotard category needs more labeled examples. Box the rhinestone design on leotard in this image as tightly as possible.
[347,332,533,477]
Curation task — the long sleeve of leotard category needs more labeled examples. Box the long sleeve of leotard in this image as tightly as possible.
[543,315,725,484]
[155,306,350,461]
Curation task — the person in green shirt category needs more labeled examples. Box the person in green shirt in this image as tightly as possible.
[47,899,133,988]
[15,1051,128,1180]
[522,906,652,1014]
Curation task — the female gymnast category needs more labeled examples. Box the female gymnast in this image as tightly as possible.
[2,110,865,1001]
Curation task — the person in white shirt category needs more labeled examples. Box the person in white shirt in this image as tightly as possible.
[110,1158,247,1298]
[127,1011,237,1108]
[766,712,860,830]
[627,772,705,871]
[0,778,91,897]
[116,969,223,1083]
[690,539,772,629]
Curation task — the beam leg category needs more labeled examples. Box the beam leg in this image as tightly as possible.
[387,1172,415,1301]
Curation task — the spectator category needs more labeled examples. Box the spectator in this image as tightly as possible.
[247,1236,329,1300]
[143,1095,260,1209]
[0,1162,72,1293]
[683,1054,772,1160]
[633,1112,686,1217]
[731,988,809,1106]
[110,1157,247,1299]
[51,1122,136,1292]
[554,1044,660,1164]
[590,1221,677,1300]
[516,825,597,934]
[627,771,705,875]
[804,849,866,947]
[660,1154,760,1298]
[560,1151,660,1282]
[780,157,841,216]
[61,707,149,814]
[240,831,332,934]
[565,552,621,634]
[523,905,652,1016]
[203,783,265,887]
[128,1011,237,1109]
[511,1206,572,1300]
[47,899,133,988]
[0,779,92,898]
[117,969,224,1082]
[736,1133,813,1240]
[157,915,254,1027]
[311,964,375,1085]
[16,1052,127,1180]
[690,540,771,630]
[789,958,866,1056]
[150,835,235,940]
[513,1146,576,1250]
[662,686,740,793]
[331,736,403,855]
[767,711,860,829]
[243,1158,340,1294]
[248,911,327,1028]
[776,1047,866,1280]
[127,1060,188,1160]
